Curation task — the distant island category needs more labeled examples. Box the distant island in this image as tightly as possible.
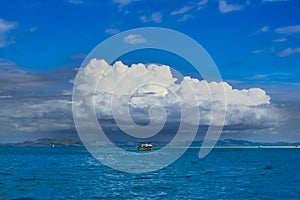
[0,138,83,147]
[0,138,299,147]
[215,139,300,147]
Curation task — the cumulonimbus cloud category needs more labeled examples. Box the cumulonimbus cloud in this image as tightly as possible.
[0,59,281,142]
[74,59,279,128]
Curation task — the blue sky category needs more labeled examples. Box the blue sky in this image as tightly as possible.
[0,0,300,143]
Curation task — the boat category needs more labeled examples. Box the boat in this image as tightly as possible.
[137,142,153,151]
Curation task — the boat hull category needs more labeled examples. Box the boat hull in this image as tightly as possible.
[137,147,153,151]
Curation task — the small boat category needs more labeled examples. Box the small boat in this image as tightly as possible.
[258,145,263,148]
[137,142,153,151]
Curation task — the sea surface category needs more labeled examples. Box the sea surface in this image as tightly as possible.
[0,147,299,199]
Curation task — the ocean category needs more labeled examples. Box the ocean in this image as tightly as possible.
[0,147,299,199]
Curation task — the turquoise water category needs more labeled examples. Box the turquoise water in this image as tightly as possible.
[0,147,299,199]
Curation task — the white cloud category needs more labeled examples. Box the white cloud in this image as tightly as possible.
[0,95,12,99]
[170,0,208,20]
[0,18,17,47]
[277,47,300,57]
[273,37,287,43]
[252,26,270,35]
[61,90,72,95]
[105,28,120,35]
[275,25,300,35]
[198,0,208,6]
[0,19,16,32]
[259,26,270,33]
[171,6,192,16]
[219,0,244,13]
[140,12,162,23]
[177,14,193,22]
[150,12,162,23]
[74,59,277,128]
[123,34,147,44]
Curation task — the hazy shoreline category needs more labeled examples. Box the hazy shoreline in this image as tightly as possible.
[1,138,299,148]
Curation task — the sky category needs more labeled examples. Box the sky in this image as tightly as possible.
[0,0,300,143]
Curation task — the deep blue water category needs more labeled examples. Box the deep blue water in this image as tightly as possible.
[0,147,299,199]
